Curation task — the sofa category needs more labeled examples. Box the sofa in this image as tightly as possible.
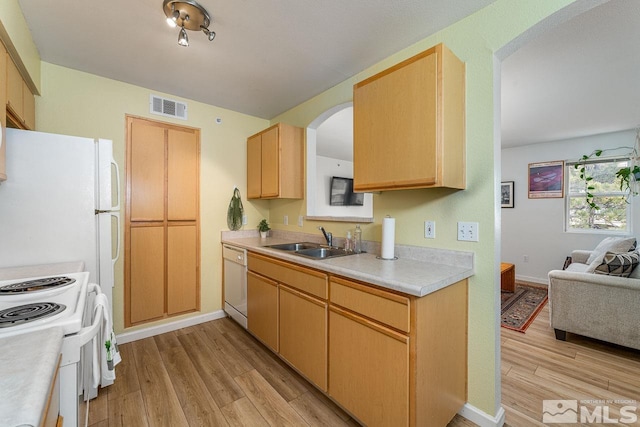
[548,237,640,351]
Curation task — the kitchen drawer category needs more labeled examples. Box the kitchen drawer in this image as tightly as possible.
[330,277,410,333]
[248,252,328,299]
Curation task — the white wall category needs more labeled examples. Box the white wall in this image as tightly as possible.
[314,155,373,218]
[501,129,640,283]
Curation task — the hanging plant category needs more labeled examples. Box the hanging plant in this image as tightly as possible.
[574,149,603,210]
[227,187,244,231]
[575,128,640,210]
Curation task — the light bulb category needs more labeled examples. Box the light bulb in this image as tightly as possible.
[178,26,189,46]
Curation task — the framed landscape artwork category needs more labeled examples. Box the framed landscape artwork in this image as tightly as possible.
[501,181,514,208]
[528,161,564,198]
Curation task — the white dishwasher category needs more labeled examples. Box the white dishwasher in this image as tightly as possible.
[223,244,248,329]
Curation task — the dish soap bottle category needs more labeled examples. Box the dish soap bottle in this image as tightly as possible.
[353,224,362,253]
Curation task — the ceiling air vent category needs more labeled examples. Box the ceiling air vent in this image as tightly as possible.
[150,95,188,120]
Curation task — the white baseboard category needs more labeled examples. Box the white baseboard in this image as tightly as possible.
[459,403,505,427]
[515,274,548,285]
[116,310,227,344]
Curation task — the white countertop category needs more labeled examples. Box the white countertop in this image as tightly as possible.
[222,230,474,297]
[0,327,64,427]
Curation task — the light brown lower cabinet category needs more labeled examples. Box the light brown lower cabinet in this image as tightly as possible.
[244,251,467,427]
[279,285,328,391]
[329,306,409,426]
[247,270,279,352]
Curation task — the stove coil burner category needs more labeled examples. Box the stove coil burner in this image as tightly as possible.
[0,302,66,328]
[0,276,76,294]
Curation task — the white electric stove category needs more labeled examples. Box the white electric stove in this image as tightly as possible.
[0,271,104,427]
[0,272,89,338]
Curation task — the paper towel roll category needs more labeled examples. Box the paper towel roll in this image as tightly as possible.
[381,216,395,259]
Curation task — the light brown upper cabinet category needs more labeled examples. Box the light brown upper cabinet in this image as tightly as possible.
[5,53,35,131]
[247,123,304,199]
[125,116,200,327]
[353,43,465,192]
[0,43,7,182]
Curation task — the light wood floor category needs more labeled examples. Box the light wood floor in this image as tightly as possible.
[89,303,640,427]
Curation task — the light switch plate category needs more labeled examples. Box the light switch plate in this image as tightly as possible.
[298,216,304,227]
[457,221,479,242]
[283,215,288,225]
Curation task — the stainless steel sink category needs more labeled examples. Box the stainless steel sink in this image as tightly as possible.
[266,242,357,259]
[266,242,321,251]
[294,247,352,259]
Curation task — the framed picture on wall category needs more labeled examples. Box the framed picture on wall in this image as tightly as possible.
[501,181,514,208]
[528,161,564,198]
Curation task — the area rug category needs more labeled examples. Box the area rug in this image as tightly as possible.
[501,284,548,333]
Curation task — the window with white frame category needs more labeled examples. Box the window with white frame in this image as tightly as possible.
[566,158,631,232]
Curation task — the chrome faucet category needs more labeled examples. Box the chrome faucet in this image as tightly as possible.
[318,226,333,247]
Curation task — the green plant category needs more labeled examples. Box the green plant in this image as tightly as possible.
[574,149,603,210]
[258,219,270,232]
[575,134,640,211]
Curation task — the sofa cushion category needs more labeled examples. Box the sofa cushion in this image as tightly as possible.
[586,236,637,266]
[593,250,640,277]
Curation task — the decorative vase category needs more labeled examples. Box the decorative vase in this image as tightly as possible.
[260,231,268,239]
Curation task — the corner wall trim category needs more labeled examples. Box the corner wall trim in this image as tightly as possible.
[116,310,227,344]
[459,403,506,427]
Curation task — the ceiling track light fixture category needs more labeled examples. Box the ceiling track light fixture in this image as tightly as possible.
[163,0,215,47]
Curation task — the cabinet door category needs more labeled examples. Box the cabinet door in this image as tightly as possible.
[129,121,165,221]
[260,126,280,198]
[130,226,165,324]
[247,133,262,199]
[247,271,278,351]
[329,307,409,427]
[0,45,7,182]
[6,56,23,122]
[354,50,438,191]
[22,80,35,130]
[167,224,198,315]
[279,285,327,391]
[168,128,198,220]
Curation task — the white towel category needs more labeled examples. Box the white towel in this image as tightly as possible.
[92,293,121,389]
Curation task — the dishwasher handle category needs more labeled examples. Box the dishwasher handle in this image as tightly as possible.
[223,244,247,266]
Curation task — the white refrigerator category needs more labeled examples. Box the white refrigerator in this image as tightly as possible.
[0,128,120,383]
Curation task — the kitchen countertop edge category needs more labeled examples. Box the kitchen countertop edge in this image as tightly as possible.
[222,232,474,297]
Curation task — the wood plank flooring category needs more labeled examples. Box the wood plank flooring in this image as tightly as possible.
[89,301,640,427]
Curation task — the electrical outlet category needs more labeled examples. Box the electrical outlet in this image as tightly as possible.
[242,215,247,225]
[457,221,479,242]
[298,216,304,227]
[523,255,529,263]
[283,215,288,225]
[424,221,435,239]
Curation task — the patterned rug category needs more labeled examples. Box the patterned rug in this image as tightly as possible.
[501,284,548,333]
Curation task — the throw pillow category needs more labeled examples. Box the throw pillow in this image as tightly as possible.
[594,250,640,277]
[586,236,637,265]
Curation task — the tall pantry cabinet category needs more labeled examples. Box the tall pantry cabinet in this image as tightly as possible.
[125,116,200,326]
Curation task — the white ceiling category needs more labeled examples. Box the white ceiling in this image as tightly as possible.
[17,0,495,120]
[501,0,640,148]
[16,1,637,150]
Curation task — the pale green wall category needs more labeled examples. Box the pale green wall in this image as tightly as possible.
[36,62,269,334]
[270,0,577,417]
